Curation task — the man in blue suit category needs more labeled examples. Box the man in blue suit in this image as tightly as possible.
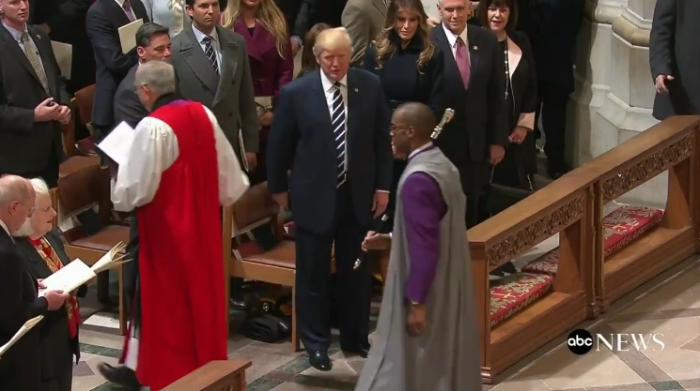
[267,27,391,371]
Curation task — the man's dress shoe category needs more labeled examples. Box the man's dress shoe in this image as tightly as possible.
[97,363,140,389]
[341,342,371,358]
[308,351,332,371]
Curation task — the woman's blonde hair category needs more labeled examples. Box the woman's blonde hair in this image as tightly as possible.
[374,0,436,72]
[221,0,289,58]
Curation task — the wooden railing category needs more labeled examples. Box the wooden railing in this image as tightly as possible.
[162,360,251,391]
[468,115,700,382]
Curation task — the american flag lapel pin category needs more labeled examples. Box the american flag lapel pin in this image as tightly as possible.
[354,88,358,92]
[473,45,478,50]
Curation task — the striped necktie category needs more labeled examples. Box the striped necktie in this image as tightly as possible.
[331,82,346,187]
[202,36,219,75]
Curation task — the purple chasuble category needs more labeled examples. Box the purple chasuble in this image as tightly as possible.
[401,145,447,303]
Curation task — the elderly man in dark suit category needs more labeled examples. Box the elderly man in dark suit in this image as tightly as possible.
[0,0,72,187]
[649,0,700,119]
[0,175,69,390]
[170,0,258,169]
[267,27,391,371]
[430,0,508,228]
[114,22,172,128]
[86,0,149,138]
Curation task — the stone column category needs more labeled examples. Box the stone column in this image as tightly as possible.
[570,0,665,206]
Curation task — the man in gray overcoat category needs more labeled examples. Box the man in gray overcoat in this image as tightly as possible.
[355,103,481,391]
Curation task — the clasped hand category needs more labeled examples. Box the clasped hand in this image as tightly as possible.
[37,279,70,311]
[34,98,71,124]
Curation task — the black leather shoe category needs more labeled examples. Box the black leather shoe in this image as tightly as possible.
[308,351,332,371]
[97,363,140,389]
[341,342,371,358]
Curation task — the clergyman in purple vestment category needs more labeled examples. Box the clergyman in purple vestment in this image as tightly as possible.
[356,103,481,391]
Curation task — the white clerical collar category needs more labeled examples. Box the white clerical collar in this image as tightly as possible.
[0,219,13,242]
[442,23,468,48]
[408,142,433,160]
[320,71,347,93]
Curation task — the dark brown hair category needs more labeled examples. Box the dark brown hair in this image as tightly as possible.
[298,23,331,77]
[477,0,519,31]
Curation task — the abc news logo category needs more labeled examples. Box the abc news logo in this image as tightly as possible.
[567,329,665,355]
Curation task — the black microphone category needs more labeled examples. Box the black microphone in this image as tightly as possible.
[354,214,391,270]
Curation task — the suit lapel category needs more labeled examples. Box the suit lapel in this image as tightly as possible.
[104,0,132,27]
[371,0,388,18]
[431,26,464,96]
[130,0,149,22]
[346,70,360,141]
[234,19,263,63]
[310,69,332,127]
[16,239,53,279]
[467,26,480,90]
[180,28,219,96]
[0,26,50,95]
[506,36,522,80]
[214,26,239,106]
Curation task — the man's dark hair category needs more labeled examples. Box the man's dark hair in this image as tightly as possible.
[477,0,519,31]
[136,23,170,48]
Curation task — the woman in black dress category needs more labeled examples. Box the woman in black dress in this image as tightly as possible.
[363,0,445,221]
[13,178,85,391]
[478,0,538,196]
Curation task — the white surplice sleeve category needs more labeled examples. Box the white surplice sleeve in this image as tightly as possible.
[111,118,179,212]
[203,106,249,206]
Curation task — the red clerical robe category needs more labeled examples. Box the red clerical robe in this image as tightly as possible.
[115,99,244,390]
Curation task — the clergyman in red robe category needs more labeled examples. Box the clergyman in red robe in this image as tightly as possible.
[99,60,249,390]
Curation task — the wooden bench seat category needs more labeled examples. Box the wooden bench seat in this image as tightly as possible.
[490,272,554,327]
[522,205,663,275]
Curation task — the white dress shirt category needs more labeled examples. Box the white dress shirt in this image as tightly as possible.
[111,105,249,211]
[321,71,349,169]
[192,24,222,72]
[442,23,471,66]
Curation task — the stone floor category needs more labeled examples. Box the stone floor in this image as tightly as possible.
[72,248,700,391]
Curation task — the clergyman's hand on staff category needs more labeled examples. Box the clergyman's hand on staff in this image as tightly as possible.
[362,231,391,251]
[488,144,505,165]
[372,191,389,218]
[407,303,427,336]
[509,126,528,144]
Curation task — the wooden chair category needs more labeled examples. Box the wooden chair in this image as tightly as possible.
[223,182,337,352]
[60,98,78,156]
[59,163,130,334]
[74,84,95,131]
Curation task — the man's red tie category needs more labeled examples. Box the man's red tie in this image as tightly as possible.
[455,37,471,89]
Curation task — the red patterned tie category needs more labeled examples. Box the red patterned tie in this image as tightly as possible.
[455,37,471,88]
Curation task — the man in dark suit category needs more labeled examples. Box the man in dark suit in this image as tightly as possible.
[171,0,259,169]
[0,0,72,188]
[275,0,316,56]
[527,0,584,178]
[0,175,68,390]
[267,27,391,371]
[649,0,700,119]
[431,0,508,228]
[114,22,172,128]
[86,0,149,138]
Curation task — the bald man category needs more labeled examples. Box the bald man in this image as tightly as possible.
[0,175,69,390]
[356,103,481,391]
